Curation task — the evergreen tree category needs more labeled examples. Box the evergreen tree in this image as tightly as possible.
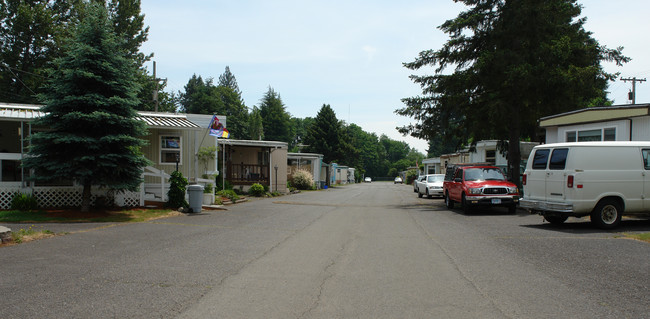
[0,0,152,105]
[304,104,355,164]
[179,74,222,114]
[397,0,628,184]
[289,117,314,152]
[214,85,249,139]
[248,106,264,140]
[259,87,291,142]
[23,3,150,212]
[0,0,80,103]
[179,73,249,138]
[217,66,242,98]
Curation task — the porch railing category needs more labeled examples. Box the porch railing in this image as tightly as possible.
[226,163,269,185]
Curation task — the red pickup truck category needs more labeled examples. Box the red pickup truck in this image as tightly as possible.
[443,164,520,214]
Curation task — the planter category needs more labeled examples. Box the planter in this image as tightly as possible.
[202,193,215,205]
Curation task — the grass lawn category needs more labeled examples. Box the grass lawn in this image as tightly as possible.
[624,232,650,243]
[0,208,180,223]
[1,208,181,245]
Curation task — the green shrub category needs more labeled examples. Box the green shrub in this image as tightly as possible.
[217,189,240,201]
[203,183,213,194]
[10,193,39,211]
[405,169,419,185]
[167,171,188,208]
[215,173,233,191]
[249,183,265,197]
[291,169,314,190]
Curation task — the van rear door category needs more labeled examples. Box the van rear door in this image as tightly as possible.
[526,148,550,202]
[642,149,650,210]
[546,148,569,202]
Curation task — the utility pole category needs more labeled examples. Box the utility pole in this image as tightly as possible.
[152,61,167,112]
[621,77,646,104]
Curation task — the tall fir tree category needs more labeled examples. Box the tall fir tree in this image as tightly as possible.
[217,66,242,98]
[304,104,355,164]
[216,67,249,139]
[397,0,628,184]
[23,3,150,212]
[0,0,152,105]
[258,87,291,142]
[0,0,80,103]
[248,106,264,140]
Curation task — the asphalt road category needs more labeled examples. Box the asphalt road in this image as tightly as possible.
[1,182,648,318]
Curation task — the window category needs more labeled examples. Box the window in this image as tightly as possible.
[578,129,601,142]
[549,148,568,170]
[532,149,550,169]
[604,128,616,141]
[643,149,650,170]
[258,151,269,165]
[453,169,463,180]
[1,160,21,182]
[160,135,181,164]
[566,131,577,142]
[485,150,496,164]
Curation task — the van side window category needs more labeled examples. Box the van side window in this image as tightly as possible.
[549,148,569,170]
[532,149,550,169]
[643,149,650,170]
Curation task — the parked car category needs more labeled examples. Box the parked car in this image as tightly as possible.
[520,141,650,229]
[413,175,425,193]
[417,174,445,198]
[394,176,403,184]
[443,164,519,214]
[364,177,372,183]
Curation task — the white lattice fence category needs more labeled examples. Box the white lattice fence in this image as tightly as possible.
[33,187,85,208]
[0,187,22,210]
[0,186,141,209]
[115,190,140,207]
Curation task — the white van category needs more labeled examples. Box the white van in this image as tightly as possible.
[520,141,650,229]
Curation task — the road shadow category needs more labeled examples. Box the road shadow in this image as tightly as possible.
[446,206,519,216]
[521,217,650,234]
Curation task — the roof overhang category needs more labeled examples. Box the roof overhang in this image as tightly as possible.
[219,139,288,148]
[0,103,45,121]
[0,103,202,130]
[287,152,324,159]
[136,112,201,130]
[539,104,650,127]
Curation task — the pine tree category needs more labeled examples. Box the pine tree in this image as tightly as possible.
[23,3,150,212]
[304,104,354,164]
[259,87,291,142]
[248,106,264,140]
[397,0,628,184]
[218,66,242,98]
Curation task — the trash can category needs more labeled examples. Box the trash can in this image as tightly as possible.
[187,184,204,213]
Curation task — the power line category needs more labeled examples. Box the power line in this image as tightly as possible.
[621,77,646,104]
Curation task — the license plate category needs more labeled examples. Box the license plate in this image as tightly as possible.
[491,198,501,204]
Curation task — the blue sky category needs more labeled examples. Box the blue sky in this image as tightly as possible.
[140,0,650,154]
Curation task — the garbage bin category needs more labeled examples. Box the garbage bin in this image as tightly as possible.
[187,184,204,213]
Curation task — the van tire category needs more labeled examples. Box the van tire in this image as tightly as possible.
[445,192,454,209]
[544,214,568,225]
[591,199,622,229]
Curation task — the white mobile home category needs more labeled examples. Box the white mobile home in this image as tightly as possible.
[540,103,650,143]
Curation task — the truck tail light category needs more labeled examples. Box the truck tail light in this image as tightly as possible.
[522,174,527,185]
[567,175,574,188]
